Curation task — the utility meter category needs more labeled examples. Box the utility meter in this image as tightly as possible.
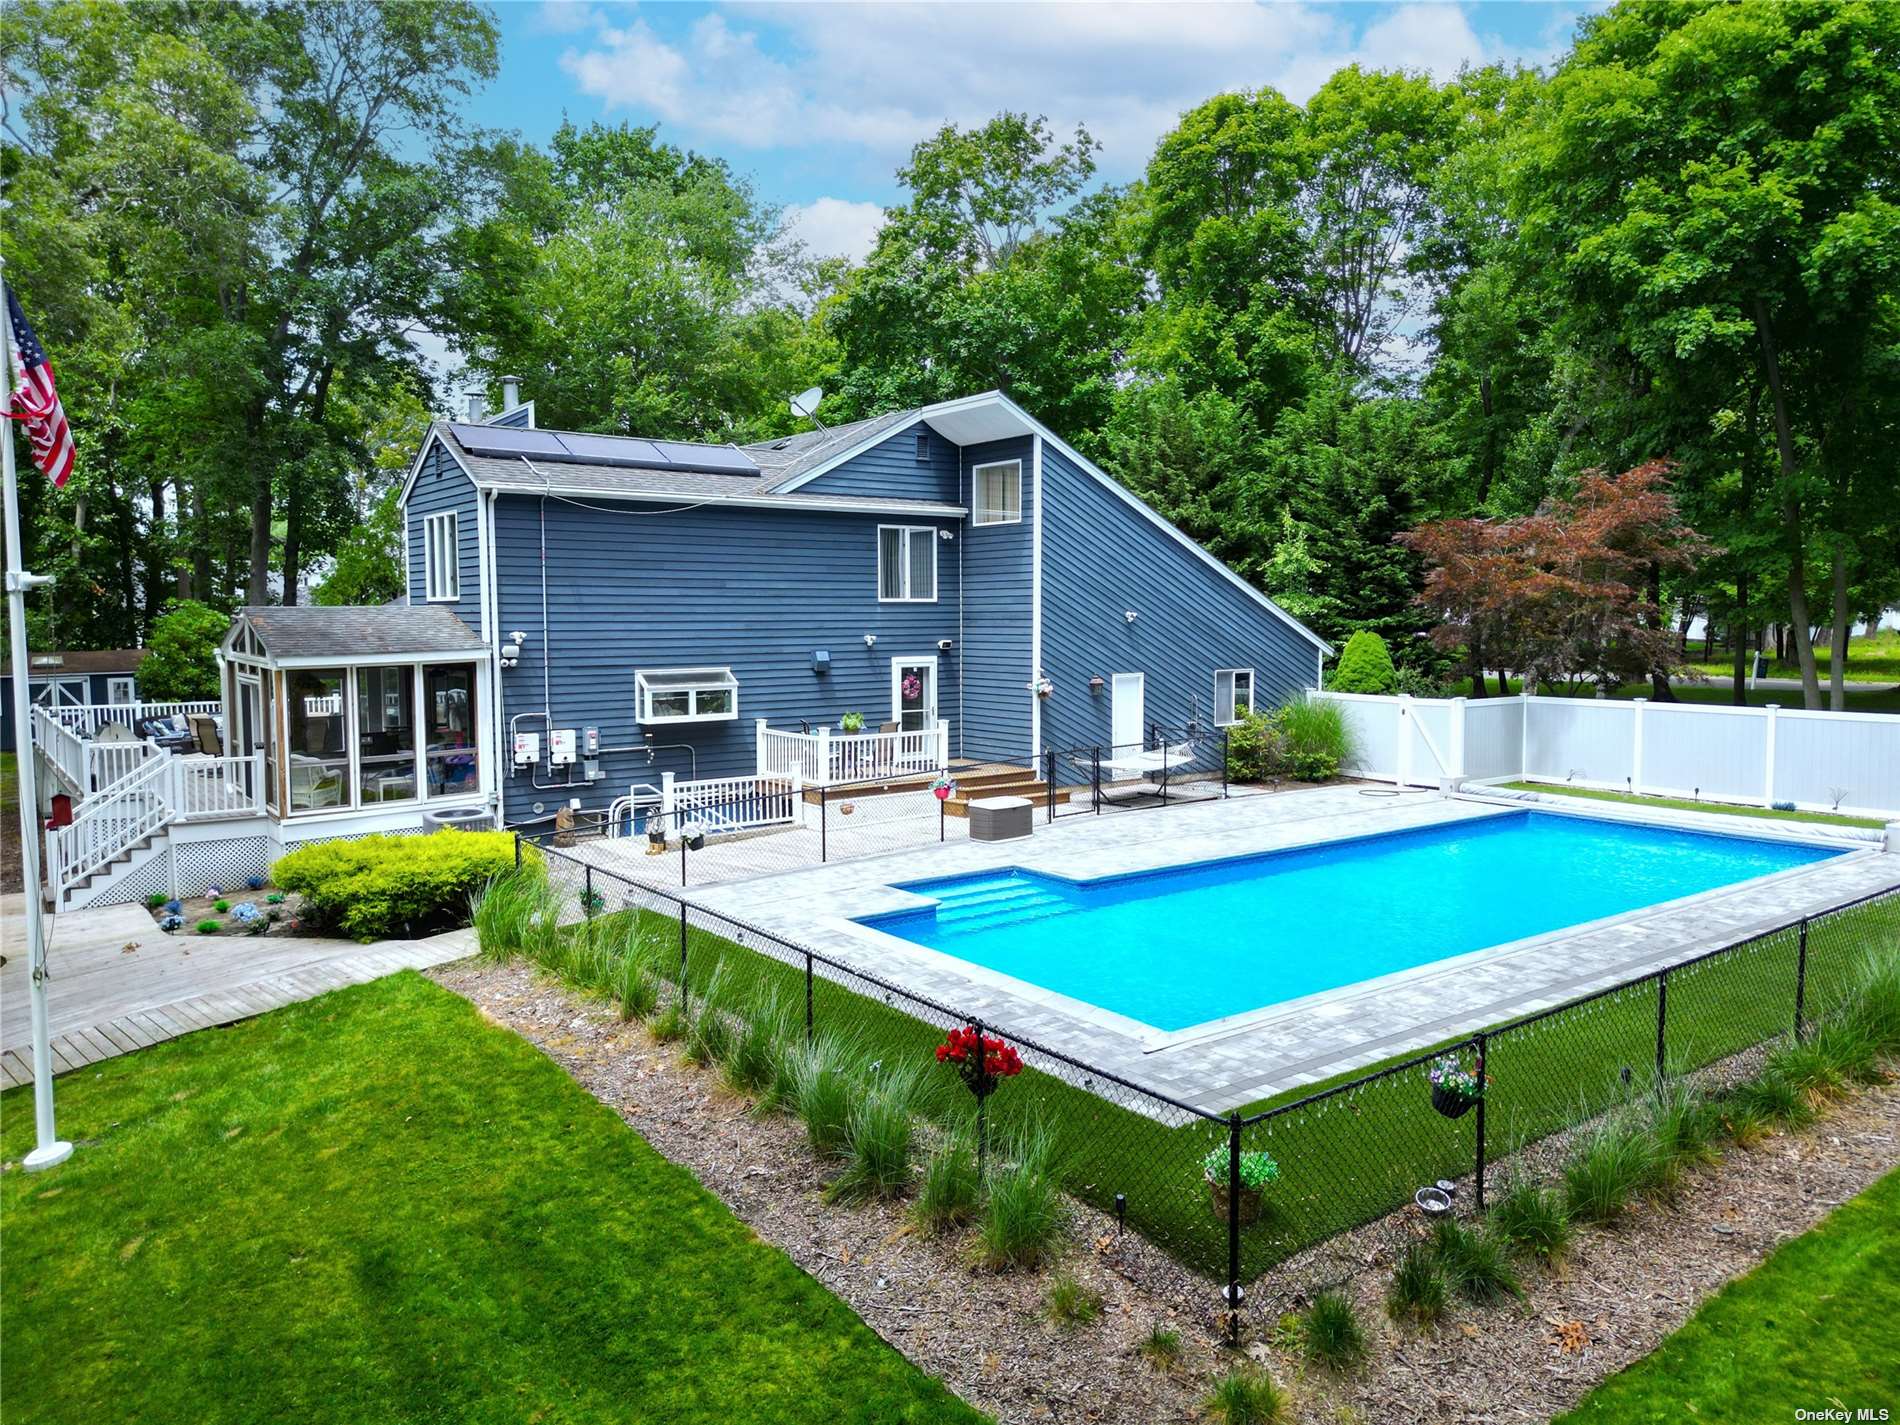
[549,729,577,766]
[512,731,540,767]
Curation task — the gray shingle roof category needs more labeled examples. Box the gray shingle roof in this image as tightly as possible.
[743,409,919,490]
[240,605,486,659]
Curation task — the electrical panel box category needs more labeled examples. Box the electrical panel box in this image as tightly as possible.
[582,758,602,782]
[549,729,577,766]
[512,731,540,767]
[582,725,600,755]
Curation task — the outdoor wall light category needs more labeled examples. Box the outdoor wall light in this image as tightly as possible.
[1089,675,1105,694]
[937,528,954,541]
[1124,610,1138,623]
[863,633,877,648]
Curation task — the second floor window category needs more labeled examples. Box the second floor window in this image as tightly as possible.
[972,460,1022,525]
[878,525,937,602]
[423,511,459,602]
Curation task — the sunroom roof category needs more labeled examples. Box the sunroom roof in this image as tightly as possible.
[233,605,487,660]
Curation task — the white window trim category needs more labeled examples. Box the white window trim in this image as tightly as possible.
[971,459,1023,526]
[423,511,460,603]
[635,666,741,726]
[876,524,938,604]
[1215,668,1255,727]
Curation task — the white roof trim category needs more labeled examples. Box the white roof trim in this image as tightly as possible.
[473,477,964,519]
[397,424,482,509]
[776,390,1332,656]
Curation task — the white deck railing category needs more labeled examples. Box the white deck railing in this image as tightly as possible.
[30,705,162,794]
[47,700,222,740]
[45,754,175,892]
[755,718,950,787]
[610,772,801,839]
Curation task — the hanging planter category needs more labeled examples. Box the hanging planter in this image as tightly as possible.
[1201,1145,1278,1225]
[931,772,957,802]
[1427,1052,1485,1119]
[1027,675,1055,699]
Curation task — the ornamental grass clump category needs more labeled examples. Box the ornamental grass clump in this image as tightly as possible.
[1645,1078,1723,1199]
[1137,1324,1183,1371]
[912,1129,982,1236]
[788,1034,862,1160]
[1386,1241,1449,1325]
[827,1062,926,1204]
[683,964,736,1067]
[1272,694,1356,782]
[1043,1273,1103,1327]
[1301,1290,1367,1371]
[1487,1176,1573,1263]
[1430,1215,1520,1305]
[1726,1068,1814,1130]
[976,1126,1068,1271]
[614,922,663,1022]
[1561,1108,1658,1224]
[1202,1366,1289,1425]
[721,990,792,1098]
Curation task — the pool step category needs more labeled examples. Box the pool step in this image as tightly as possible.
[929,879,1073,932]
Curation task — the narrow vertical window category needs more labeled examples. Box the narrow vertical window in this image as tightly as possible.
[876,526,937,602]
[424,511,460,602]
[1215,669,1254,725]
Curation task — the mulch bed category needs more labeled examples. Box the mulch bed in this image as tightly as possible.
[434,957,1900,1424]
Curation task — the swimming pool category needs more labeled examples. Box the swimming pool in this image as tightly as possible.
[854,810,1843,1033]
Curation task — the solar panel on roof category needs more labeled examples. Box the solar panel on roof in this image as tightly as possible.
[447,423,567,458]
[649,440,756,475]
[552,432,668,467]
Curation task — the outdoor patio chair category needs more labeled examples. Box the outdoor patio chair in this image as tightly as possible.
[188,713,223,757]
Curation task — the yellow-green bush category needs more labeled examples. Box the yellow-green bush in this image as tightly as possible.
[273,831,520,941]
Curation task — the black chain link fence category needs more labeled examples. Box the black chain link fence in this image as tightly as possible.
[515,829,1898,1342]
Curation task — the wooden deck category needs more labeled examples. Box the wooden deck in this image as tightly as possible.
[0,896,476,1090]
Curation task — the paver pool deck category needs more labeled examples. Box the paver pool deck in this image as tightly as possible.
[587,785,1900,1115]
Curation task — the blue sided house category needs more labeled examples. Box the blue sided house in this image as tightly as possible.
[26,388,1328,909]
[391,387,1328,830]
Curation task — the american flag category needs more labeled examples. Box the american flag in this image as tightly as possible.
[7,287,75,488]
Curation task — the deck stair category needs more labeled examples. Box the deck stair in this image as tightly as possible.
[796,759,1048,812]
[925,875,1074,932]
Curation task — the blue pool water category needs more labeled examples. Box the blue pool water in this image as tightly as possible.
[855,811,1841,1032]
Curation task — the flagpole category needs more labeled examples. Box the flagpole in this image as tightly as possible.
[1,257,72,1171]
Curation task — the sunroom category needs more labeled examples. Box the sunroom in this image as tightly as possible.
[217,606,494,828]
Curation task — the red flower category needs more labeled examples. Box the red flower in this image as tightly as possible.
[935,1027,1023,1093]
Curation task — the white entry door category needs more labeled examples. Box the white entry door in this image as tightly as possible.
[891,658,937,732]
[1111,673,1144,754]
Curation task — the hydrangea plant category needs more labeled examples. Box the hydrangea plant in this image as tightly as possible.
[1201,1146,1280,1191]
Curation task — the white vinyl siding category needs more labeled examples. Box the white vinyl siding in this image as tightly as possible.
[423,511,459,602]
[972,460,1022,525]
[877,525,937,603]
[1215,668,1254,726]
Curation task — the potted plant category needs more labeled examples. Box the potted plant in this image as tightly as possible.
[1428,1052,1486,1118]
[931,772,957,802]
[1202,1145,1279,1224]
[935,1026,1023,1099]
[840,711,865,734]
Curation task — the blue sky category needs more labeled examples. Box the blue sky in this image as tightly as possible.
[476,1,1596,260]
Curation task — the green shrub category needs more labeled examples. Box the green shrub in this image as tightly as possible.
[145,892,168,910]
[274,831,522,940]
[1430,1216,1520,1304]
[1562,1110,1658,1223]
[1224,709,1283,781]
[1043,1273,1103,1326]
[1202,1367,1288,1425]
[1302,1289,1367,1371]
[827,1062,927,1203]
[213,899,231,913]
[1329,631,1399,694]
[1386,1241,1449,1324]
[976,1127,1068,1270]
[1488,1177,1573,1263]
[913,1129,982,1235]
[195,918,222,934]
[1273,694,1356,782]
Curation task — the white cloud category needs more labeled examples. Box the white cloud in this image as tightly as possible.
[557,3,1549,181]
[530,1,604,37]
[784,196,887,262]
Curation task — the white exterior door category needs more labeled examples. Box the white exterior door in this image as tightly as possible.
[30,677,87,708]
[1111,673,1144,754]
[891,659,937,732]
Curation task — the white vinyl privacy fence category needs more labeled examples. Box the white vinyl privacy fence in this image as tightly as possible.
[1314,692,1900,821]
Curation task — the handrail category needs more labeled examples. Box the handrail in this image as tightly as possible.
[46,753,176,892]
[756,720,950,786]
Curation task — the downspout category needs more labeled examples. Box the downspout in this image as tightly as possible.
[484,488,505,827]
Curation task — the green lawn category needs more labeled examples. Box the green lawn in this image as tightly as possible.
[558,870,1900,1284]
[1449,677,1900,714]
[1499,780,1889,830]
[1683,626,1900,686]
[0,973,986,1425]
[1557,1165,1900,1424]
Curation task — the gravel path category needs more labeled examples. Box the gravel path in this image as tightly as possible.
[434,957,1900,1424]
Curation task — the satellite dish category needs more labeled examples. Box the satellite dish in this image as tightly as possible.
[789,386,825,428]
